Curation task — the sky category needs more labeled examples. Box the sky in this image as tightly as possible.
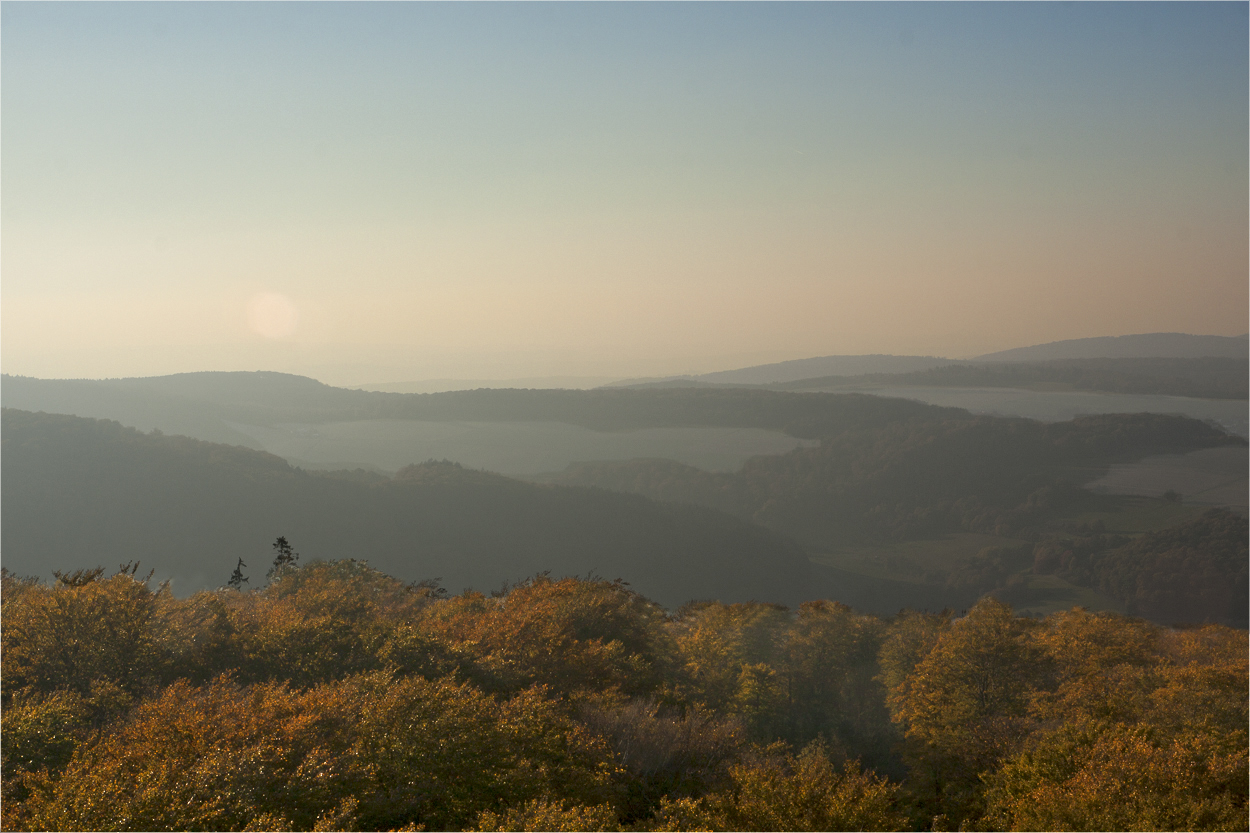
[3,2,1247,386]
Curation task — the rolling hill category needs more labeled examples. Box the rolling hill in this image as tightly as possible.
[607,354,963,387]
[767,357,1249,400]
[974,332,1248,362]
[1,409,814,608]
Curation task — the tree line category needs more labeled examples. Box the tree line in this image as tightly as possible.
[3,553,1245,831]
[1029,508,1248,628]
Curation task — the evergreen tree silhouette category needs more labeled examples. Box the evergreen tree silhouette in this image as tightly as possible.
[227,558,249,589]
[267,537,300,579]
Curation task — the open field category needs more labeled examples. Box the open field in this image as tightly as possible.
[1085,446,1248,512]
[227,419,817,476]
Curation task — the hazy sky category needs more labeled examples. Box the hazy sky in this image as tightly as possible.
[3,2,1247,385]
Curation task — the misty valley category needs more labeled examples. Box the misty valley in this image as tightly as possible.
[5,3,1247,830]
[221,419,818,478]
[2,346,1247,831]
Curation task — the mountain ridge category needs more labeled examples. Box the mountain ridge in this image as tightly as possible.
[974,332,1249,363]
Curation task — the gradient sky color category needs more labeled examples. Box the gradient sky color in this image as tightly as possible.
[3,2,1247,385]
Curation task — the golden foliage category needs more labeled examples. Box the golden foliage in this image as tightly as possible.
[2,559,1245,831]
[647,741,906,832]
[470,798,619,832]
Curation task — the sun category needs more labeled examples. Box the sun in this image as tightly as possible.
[246,292,300,339]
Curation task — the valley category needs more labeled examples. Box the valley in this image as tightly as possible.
[4,352,1245,627]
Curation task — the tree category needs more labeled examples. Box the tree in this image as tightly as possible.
[1,568,161,699]
[470,798,619,832]
[226,558,249,590]
[9,675,367,832]
[648,740,906,832]
[267,536,299,580]
[888,597,1045,826]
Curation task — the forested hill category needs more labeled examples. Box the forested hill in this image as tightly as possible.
[974,331,1249,362]
[542,412,1244,550]
[1,372,960,439]
[767,356,1249,400]
[0,409,811,606]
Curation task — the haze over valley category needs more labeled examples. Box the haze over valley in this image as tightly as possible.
[2,4,1246,831]
[5,329,1246,620]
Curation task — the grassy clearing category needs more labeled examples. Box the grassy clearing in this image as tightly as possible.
[1085,446,1248,511]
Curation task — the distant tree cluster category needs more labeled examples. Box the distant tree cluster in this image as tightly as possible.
[1034,508,1249,628]
[552,412,1241,549]
[2,559,1245,831]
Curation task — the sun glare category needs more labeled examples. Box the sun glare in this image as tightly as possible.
[246,292,299,340]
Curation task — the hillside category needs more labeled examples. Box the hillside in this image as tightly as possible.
[537,411,1246,621]
[607,354,963,387]
[541,412,1242,549]
[0,409,812,608]
[1,371,959,439]
[974,332,1248,362]
[1027,507,1249,628]
[597,333,1248,389]
[769,357,1250,400]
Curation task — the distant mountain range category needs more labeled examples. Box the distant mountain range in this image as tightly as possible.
[766,357,1248,401]
[610,332,1248,389]
[973,332,1249,363]
[607,355,960,387]
[356,376,621,394]
[311,333,1250,393]
[1,373,949,439]
[5,345,1246,482]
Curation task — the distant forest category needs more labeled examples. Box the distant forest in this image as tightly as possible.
[2,563,1245,831]
[5,406,1245,624]
[0,409,810,608]
[2,371,1247,831]
[1,372,959,436]
[1030,508,1249,628]
[5,404,1246,624]
[769,357,1250,400]
[546,411,1239,548]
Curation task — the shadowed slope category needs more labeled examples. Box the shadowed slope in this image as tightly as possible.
[1,409,811,608]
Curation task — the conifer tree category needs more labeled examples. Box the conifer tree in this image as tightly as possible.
[227,559,249,589]
[267,537,300,580]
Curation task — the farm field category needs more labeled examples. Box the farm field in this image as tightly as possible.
[1085,446,1248,512]
[226,418,818,476]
